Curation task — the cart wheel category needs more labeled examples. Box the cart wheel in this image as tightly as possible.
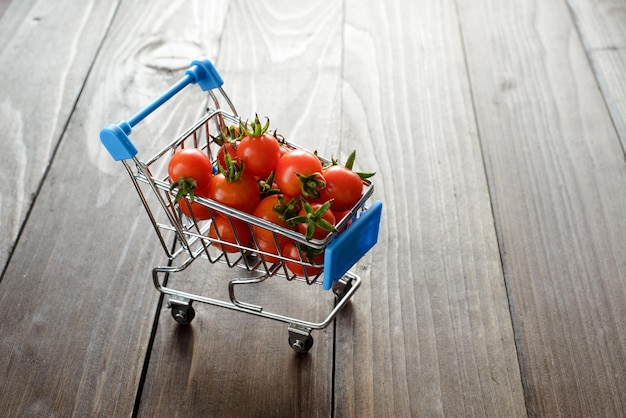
[171,304,195,325]
[289,334,314,354]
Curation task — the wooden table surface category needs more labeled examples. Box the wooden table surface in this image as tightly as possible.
[1,0,625,417]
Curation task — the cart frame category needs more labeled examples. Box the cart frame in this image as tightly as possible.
[100,58,382,353]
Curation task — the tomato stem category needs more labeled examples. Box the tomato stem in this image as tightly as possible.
[330,149,376,179]
[216,124,243,146]
[258,172,281,198]
[217,148,245,182]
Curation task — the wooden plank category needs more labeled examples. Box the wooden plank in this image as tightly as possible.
[0,0,11,18]
[137,263,337,417]
[333,0,527,416]
[0,0,118,274]
[0,1,229,416]
[457,0,626,416]
[567,0,626,151]
[135,1,343,416]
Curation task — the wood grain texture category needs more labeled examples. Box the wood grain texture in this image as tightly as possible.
[1,0,625,416]
[216,0,344,155]
[136,1,343,416]
[0,0,228,416]
[457,0,626,416]
[0,0,119,274]
[137,263,337,417]
[333,0,526,416]
[0,0,11,19]
[567,0,626,152]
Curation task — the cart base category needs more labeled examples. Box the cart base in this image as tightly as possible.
[153,263,361,353]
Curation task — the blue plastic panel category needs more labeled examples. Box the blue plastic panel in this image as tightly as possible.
[323,200,383,290]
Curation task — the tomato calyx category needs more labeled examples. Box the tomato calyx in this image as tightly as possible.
[273,130,287,147]
[218,146,246,182]
[296,172,326,199]
[170,177,198,202]
[258,171,281,199]
[216,124,243,146]
[288,199,336,240]
[294,243,325,266]
[240,114,270,138]
[330,149,376,180]
[274,195,302,221]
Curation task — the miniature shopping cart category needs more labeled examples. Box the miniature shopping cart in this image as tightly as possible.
[100,58,382,353]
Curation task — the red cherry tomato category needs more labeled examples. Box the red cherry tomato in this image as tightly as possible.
[237,133,281,178]
[236,115,281,178]
[178,184,212,220]
[208,216,252,253]
[208,172,260,214]
[168,148,213,190]
[281,241,324,277]
[274,149,325,198]
[322,165,364,212]
[252,195,292,244]
[255,238,282,264]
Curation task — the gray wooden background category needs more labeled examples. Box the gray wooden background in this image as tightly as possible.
[1,0,625,416]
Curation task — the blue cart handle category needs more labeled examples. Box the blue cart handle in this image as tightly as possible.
[100,58,223,161]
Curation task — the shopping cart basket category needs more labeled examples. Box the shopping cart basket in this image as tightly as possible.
[100,58,382,353]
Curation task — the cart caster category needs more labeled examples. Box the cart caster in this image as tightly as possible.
[288,327,313,354]
[169,296,195,325]
[332,277,353,301]
[171,304,195,325]
[289,334,313,354]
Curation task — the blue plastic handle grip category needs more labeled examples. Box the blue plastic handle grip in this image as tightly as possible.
[100,58,224,161]
[323,200,383,290]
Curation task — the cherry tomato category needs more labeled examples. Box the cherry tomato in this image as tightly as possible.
[333,209,351,223]
[281,241,324,277]
[178,184,212,220]
[322,165,364,212]
[251,195,292,244]
[208,172,260,214]
[255,238,282,264]
[208,216,252,253]
[237,125,281,178]
[274,149,325,198]
[168,148,213,191]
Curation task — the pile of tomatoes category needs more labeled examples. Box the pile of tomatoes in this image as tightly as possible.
[167,115,374,277]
